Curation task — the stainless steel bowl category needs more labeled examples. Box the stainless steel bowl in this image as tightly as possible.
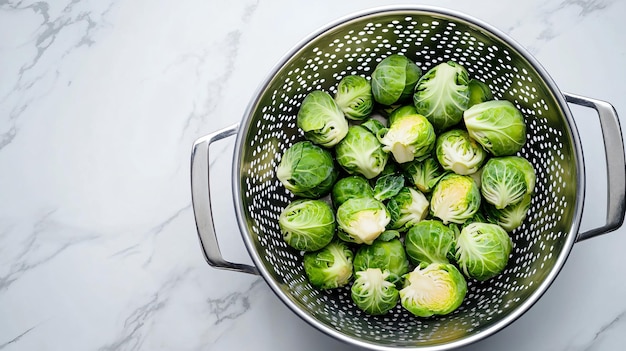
[191,6,625,350]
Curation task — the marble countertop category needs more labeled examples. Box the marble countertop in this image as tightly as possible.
[1,0,625,350]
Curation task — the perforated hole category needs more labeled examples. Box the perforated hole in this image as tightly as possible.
[237,12,577,347]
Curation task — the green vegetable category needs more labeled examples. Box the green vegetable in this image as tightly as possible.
[331,175,374,208]
[480,156,532,209]
[402,156,449,193]
[353,238,409,284]
[467,78,493,107]
[371,54,422,105]
[297,90,349,147]
[435,129,487,175]
[404,220,455,265]
[351,268,399,315]
[276,141,338,198]
[463,100,527,156]
[400,263,467,317]
[430,173,481,224]
[388,104,418,126]
[335,125,388,179]
[336,197,391,245]
[373,173,405,201]
[360,118,386,136]
[279,199,336,252]
[378,113,436,164]
[387,187,430,230]
[453,222,512,281]
[413,61,471,131]
[484,193,532,232]
[303,240,354,289]
[334,75,374,120]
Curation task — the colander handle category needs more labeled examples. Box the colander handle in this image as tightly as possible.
[565,93,626,241]
[191,123,259,275]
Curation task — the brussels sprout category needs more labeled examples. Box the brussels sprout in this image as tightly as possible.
[279,199,336,252]
[387,187,430,230]
[353,238,409,284]
[467,79,493,107]
[334,75,374,120]
[413,61,471,132]
[371,54,422,105]
[378,113,436,164]
[435,129,487,175]
[276,141,338,198]
[303,240,354,289]
[463,100,527,156]
[336,197,391,245]
[388,104,418,126]
[331,175,374,208]
[360,118,386,136]
[297,90,349,148]
[484,193,532,232]
[481,156,531,209]
[402,156,449,193]
[336,125,388,179]
[373,174,405,201]
[400,263,467,317]
[507,156,536,195]
[404,220,455,265]
[430,173,481,224]
[351,268,399,315]
[453,222,512,281]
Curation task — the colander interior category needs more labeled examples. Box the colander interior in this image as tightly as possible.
[234,8,580,349]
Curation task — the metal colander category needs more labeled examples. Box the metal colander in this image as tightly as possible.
[191,6,625,350]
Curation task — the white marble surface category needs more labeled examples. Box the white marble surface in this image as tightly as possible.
[1,0,625,350]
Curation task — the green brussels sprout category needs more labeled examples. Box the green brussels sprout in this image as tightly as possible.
[435,129,487,175]
[371,54,422,105]
[388,104,418,126]
[334,75,374,120]
[336,197,391,245]
[360,118,386,136]
[279,199,336,252]
[507,156,536,195]
[297,90,349,148]
[331,175,374,208]
[351,268,399,315]
[430,173,481,224]
[484,193,532,232]
[402,156,449,193]
[413,61,471,132]
[481,156,533,209]
[467,78,493,107]
[373,174,405,201]
[336,125,388,179]
[404,220,455,265]
[276,141,338,198]
[378,113,436,164]
[353,237,409,284]
[400,263,467,317]
[463,100,527,156]
[303,240,354,289]
[387,187,430,230]
[453,222,512,281]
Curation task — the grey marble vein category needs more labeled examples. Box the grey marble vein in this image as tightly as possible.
[558,0,610,16]
[207,278,263,325]
[581,309,626,351]
[0,324,37,350]
[0,211,101,291]
[97,271,191,351]
[0,0,116,151]
[182,0,260,137]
